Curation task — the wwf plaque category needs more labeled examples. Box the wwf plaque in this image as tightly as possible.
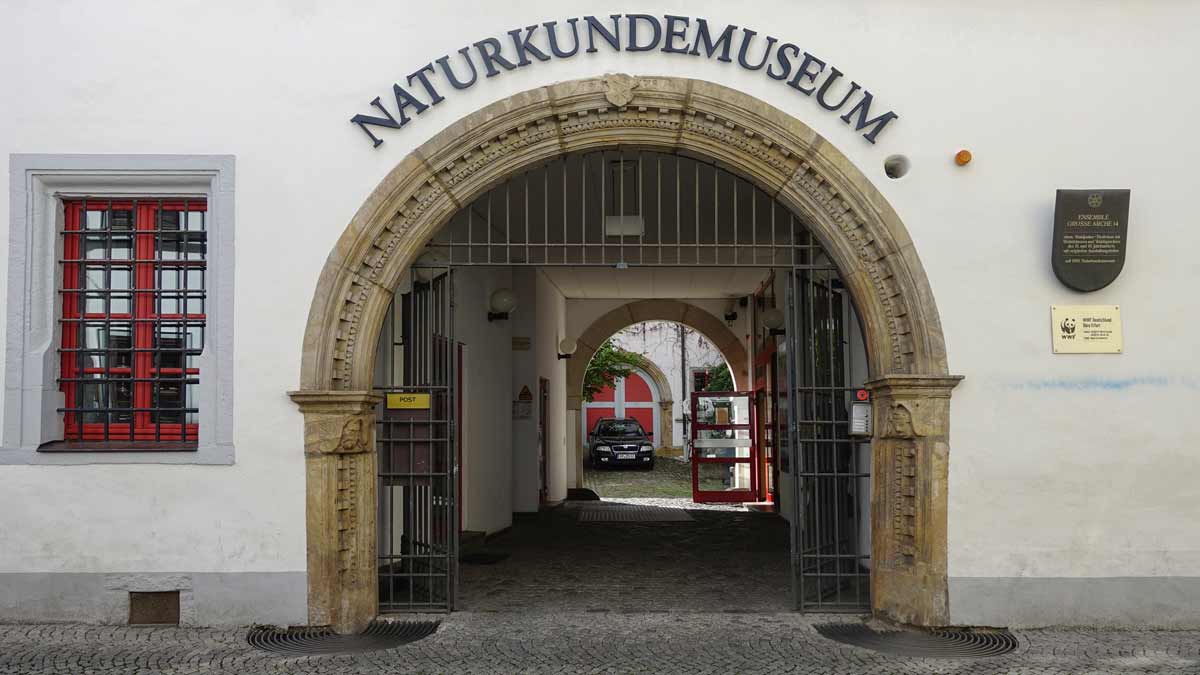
[1051,305,1122,354]
[1052,189,1130,292]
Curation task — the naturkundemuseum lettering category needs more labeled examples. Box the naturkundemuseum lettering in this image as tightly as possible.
[351,15,899,148]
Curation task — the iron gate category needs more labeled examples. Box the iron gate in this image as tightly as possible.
[786,267,871,611]
[374,270,457,612]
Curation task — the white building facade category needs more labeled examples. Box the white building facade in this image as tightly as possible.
[1,1,1198,632]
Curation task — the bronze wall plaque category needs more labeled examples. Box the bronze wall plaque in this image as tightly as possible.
[1052,189,1130,292]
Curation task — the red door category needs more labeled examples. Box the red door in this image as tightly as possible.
[691,391,758,503]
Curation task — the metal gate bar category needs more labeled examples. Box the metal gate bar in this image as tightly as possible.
[424,150,830,268]
[787,253,871,612]
[375,271,456,612]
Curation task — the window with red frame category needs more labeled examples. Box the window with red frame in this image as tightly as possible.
[59,198,206,444]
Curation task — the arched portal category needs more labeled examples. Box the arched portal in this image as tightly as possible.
[568,300,749,408]
[568,300,748,479]
[289,76,962,632]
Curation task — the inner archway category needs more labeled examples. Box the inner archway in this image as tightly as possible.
[567,301,749,490]
[290,75,961,632]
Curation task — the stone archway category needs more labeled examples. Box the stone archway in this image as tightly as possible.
[567,300,748,410]
[567,299,749,482]
[290,76,962,632]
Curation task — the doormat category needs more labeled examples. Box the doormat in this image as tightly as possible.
[814,622,1019,658]
[460,551,510,565]
[247,620,439,656]
[577,505,694,522]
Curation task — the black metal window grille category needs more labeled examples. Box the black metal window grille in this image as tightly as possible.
[58,198,206,445]
[375,272,457,612]
[787,257,871,611]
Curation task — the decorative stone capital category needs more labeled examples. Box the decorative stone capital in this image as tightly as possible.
[866,374,964,398]
[866,375,963,439]
[288,390,382,413]
[289,391,381,457]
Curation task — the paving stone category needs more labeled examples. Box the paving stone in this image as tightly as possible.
[2,615,1200,674]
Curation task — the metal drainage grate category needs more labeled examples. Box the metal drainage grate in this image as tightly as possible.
[577,505,694,523]
[815,623,1019,658]
[247,620,439,656]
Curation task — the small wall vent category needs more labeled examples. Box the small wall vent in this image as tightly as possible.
[128,590,180,625]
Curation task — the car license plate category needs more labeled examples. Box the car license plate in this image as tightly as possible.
[617,452,635,460]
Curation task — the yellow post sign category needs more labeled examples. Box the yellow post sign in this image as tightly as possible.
[1051,305,1123,354]
[386,393,432,409]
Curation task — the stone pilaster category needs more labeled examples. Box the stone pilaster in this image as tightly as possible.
[288,390,382,634]
[865,374,963,627]
[658,400,674,451]
[567,394,584,489]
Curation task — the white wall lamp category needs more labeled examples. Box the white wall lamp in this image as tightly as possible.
[557,337,578,360]
[761,307,786,336]
[488,288,516,322]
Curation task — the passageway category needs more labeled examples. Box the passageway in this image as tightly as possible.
[458,500,791,613]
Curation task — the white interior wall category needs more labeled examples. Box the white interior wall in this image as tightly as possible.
[510,269,539,514]
[454,267,513,534]
[510,268,569,511]
[535,271,569,501]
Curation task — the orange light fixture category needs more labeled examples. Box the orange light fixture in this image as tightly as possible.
[955,149,973,166]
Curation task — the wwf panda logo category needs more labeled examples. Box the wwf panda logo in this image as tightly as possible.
[1060,317,1076,335]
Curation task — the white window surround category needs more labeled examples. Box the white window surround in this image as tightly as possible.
[2,154,235,464]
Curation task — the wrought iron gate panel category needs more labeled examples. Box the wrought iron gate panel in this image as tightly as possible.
[422,150,830,269]
[375,270,457,612]
[787,262,871,611]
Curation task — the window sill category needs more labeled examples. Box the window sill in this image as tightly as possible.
[0,442,233,465]
[38,441,198,453]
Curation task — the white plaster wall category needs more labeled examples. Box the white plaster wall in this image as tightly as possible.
[534,271,569,501]
[510,269,539,514]
[453,267,513,534]
[0,0,1197,622]
[510,269,569,511]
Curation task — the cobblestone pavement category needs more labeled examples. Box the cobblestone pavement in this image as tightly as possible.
[600,496,746,512]
[459,500,793,612]
[3,613,1200,674]
[583,457,693,498]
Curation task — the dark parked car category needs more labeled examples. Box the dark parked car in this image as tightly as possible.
[588,418,655,469]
